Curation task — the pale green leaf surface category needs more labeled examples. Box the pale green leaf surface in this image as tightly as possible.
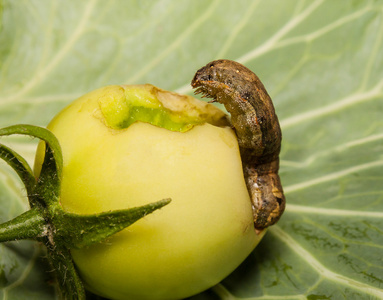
[0,0,382,299]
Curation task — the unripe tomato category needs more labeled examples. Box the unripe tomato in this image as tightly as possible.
[34,85,264,300]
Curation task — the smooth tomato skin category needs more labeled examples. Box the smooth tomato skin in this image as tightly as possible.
[34,86,264,300]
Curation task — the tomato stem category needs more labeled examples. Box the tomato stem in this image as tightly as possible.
[0,124,63,179]
[45,245,86,300]
[0,143,36,195]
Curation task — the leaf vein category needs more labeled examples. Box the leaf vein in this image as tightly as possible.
[281,133,383,168]
[359,7,383,91]
[124,0,220,84]
[284,160,383,193]
[280,79,383,129]
[3,0,97,103]
[275,5,372,51]
[271,226,383,298]
[175,0,329,95]
[215,0,261,59]
[286,204,383,218]
[237,0,325,64]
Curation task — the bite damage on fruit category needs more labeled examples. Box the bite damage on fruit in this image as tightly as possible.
[0,60,284,300]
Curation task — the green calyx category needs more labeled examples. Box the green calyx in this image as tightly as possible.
[0,124,171,300]
[98,84,228,132]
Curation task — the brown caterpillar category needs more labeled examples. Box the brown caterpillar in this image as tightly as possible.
[191,59,285,230]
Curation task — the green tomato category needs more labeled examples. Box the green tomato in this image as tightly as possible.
[34,84,264,300]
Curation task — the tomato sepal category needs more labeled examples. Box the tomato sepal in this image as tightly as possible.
[54,198,171,249]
